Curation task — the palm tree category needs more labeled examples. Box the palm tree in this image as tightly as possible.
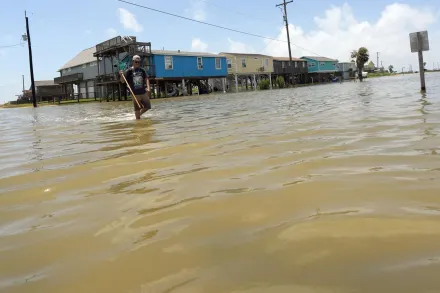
[351,47,370,81]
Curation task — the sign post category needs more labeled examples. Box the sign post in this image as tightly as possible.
[410,30,429,91]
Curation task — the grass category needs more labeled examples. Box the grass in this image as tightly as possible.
[368,72,394,78]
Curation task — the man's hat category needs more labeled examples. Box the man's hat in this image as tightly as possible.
[132,55,141,61]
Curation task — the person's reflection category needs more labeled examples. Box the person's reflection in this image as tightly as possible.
[131,118,156,146]
[98,118,157,156]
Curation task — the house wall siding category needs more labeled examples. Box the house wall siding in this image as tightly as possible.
[220,54,274,75]
[153,54,227,78]
[301,57,338,73]
[273,60,308,75]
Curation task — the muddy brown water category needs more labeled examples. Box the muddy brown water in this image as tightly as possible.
[1,73,440,293]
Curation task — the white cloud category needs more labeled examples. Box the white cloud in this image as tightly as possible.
[191,38,208,52]
[185,0,206,21]
[117,8,143,32]
[106,28,118,38]
[228,38,255,53]
[260,2,439,70]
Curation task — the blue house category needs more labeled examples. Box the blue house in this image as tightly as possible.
[300,56,339,83]
[149,50,228,95]
[301,56,338,73]
[152,50,227,79]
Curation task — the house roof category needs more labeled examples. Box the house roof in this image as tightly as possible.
[35,80,57,87]
[152,50,220,58]
[273,57,306,62]
[301,56,338,62]
[58,47,96,71]
[219,52,272,58]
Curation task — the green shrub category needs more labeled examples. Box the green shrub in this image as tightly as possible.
[276,76,285,88]
[259,79,270,90]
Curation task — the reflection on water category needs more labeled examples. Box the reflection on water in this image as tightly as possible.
[1,73,440,293]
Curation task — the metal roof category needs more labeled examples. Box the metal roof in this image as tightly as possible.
[58,47,97,71]
[219,52,272,58]
[152,50,221,58]
[273,57,306,62]
[301,56,338,62]
[35,80,57,87]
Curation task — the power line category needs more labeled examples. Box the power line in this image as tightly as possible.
[0,42,24,49]
[257,8,285,53]
[117,0,325,57]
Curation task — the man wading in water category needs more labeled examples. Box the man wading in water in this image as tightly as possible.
[119,55,151,120]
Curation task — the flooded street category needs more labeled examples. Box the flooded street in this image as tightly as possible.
[2,73,440,293]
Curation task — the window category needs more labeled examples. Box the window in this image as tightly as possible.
[295,61,298,68]
[309,62,316,67]
[282,61,285,69]
[303,62,306,67]
[68,68,72,72]
[165,56,173,70]
[227,58,232,69]
[265,58,269,68]
[82,64,87,68]
[90,62,97,67]
[320,62,325,66]
[197,57,203,70]
[241,58,246,68]
[215,57,221,70]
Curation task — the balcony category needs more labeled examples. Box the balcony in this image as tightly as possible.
[128,43,152,56]
[54,73,83,84]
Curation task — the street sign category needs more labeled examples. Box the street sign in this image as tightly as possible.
[409,31,428,91]
[410,31,429,53]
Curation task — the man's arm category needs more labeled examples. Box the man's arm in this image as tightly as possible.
[144,70,150,92]
[146,76,150,92]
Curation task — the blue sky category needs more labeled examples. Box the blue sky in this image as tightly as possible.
[1,0,440,103]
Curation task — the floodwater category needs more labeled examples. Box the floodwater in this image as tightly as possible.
[1,73,440,293]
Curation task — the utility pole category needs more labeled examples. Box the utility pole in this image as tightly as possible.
[276,0,294,86]
[376,52,379,70]
[22,75,25,93]
[25,11,37,108]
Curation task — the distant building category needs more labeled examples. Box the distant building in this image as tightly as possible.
[219,52,274,91]
[273,57,308,84]
[54,47,99,99]
[337,62,357,80]
[301,56,338,82]
[22,80,66,102]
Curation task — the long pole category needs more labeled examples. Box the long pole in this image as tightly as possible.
[22,75,25,92]
[376,52,379,70]
[25,11,37,107]
[120,73,143,109]
[276,0,293,85]
[417,32,426,91]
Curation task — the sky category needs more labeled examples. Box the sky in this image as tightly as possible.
[1,0,440,103]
